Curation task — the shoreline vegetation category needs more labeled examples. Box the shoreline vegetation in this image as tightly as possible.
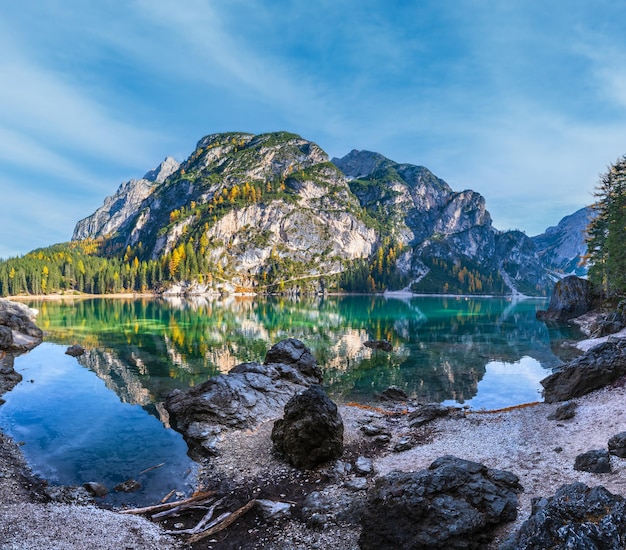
[2,299,623,548]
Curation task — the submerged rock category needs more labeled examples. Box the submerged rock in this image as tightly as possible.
[503,482,626,549]
[359,455,522,550]
[271,385,344,469]
[541,340,626,402]
[165,338,323,458]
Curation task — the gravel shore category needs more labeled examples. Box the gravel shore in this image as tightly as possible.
[2,352,626,548]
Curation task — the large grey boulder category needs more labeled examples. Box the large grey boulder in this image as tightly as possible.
[608,432,626,458]
[0,298,43,352]
[503,482,626,549]
[165,338,323,458]
[271,385,344,469]
[359,455,522,550]
[541,340,626,403]
[536,275,594,322]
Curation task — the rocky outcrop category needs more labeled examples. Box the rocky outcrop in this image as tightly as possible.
[536,275,594,322]
[164,338,323,458]
[503,482,626,550]
[359,455,522,550]
[540,340,626,402]
[0,299,43,353]
[531,206,594,276]
[72,157,179,241]
[271,385,344,469]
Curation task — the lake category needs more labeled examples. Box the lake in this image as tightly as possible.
[0,295,582,505]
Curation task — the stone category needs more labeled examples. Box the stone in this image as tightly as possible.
[378,385,408,401]
[354,456,374,476]
[83,482,108,498]
[271,385,343,470]
[608,432,626,458]
[392,436,414,452]
[408,403,452,428]
[547,401,577,420]
[536,275,594,322]
[255,499,292,521]
[65,344,85,357]
[301,489,364,528]
[114,479,141,492]
[502,482,626,550]
[541,340,626,403]
[344,477,368,492]
[363,340,393,352]
[574,450,612,473]
[360,424,389,437]
[165,339,323,458]
[359,455,522,550]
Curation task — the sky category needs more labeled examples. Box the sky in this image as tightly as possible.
[2,1,626,259]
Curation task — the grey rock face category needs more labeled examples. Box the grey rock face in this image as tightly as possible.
[536,275,594,322]
[503,482,626,550]
[0,299,43,352]
[271,384,344,470]
[165,338,323,458]
[574,450,612,473]
[608,432,626,458]
[541,340,626,403]
[531,206,594,276]
[359,455,522,550]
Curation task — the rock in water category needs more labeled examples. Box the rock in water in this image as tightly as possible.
[271,385,344,469]
[502,482,626,549]
[359,455,522,550]
[165,338,323,458]
[541,340,626,403]
[536,275,593,322]
[65,344,86,357]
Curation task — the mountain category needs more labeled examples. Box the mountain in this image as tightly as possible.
[70,131,554,295]
[531,207,593,277]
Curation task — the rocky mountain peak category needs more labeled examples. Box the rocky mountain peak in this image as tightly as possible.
[142,156,180,183]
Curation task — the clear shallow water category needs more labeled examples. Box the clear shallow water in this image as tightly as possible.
[0,295,582,503]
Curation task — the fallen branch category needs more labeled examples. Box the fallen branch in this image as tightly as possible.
[160,489,176,504]
[165,498,228,536]
[187,499,258,544]
[138,462,165,475]
[119,490,215,515]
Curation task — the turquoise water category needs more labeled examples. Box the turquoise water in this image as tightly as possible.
[0,295,582,503]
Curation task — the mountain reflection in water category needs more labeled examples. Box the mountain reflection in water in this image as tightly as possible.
[27,295,582,410]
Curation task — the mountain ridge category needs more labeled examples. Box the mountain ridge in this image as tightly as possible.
[66,131,590,296]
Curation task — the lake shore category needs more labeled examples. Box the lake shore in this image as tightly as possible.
[1,302,625,548]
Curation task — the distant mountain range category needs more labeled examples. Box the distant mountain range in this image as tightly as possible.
[72,131,592,296]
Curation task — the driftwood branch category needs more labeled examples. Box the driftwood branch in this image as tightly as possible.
[186,499,258,544]
[119,491,215,515]
[164,496,228,535]
[160,489,176,504]
[138,462,165,475]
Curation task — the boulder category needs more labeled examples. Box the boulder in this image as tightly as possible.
[271,385,343,469]
[65,344,85,357]
[165,338,323,458]
[547,401,577,420]
[377,385,408,401]
[608,432,626,458]
[359,455,522,550]
[502,482,626,549]
[408,403,455,428]
[574,450,612,473]
[541,340,626,402]
[0,298,43,352]
[536,275,593,322]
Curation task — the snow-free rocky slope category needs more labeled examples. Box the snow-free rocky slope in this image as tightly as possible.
[72,131,582,295]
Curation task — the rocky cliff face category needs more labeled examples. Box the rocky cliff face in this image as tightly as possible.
[71,132,555,295]
[72,157,179,241]
[531,207,593,276]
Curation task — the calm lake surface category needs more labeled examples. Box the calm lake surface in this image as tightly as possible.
[0,295,582,505]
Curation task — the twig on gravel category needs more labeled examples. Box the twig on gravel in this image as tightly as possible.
[186,499,258,544]
[119,490,215,516]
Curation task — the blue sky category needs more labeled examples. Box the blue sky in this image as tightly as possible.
[2,1,626,259]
